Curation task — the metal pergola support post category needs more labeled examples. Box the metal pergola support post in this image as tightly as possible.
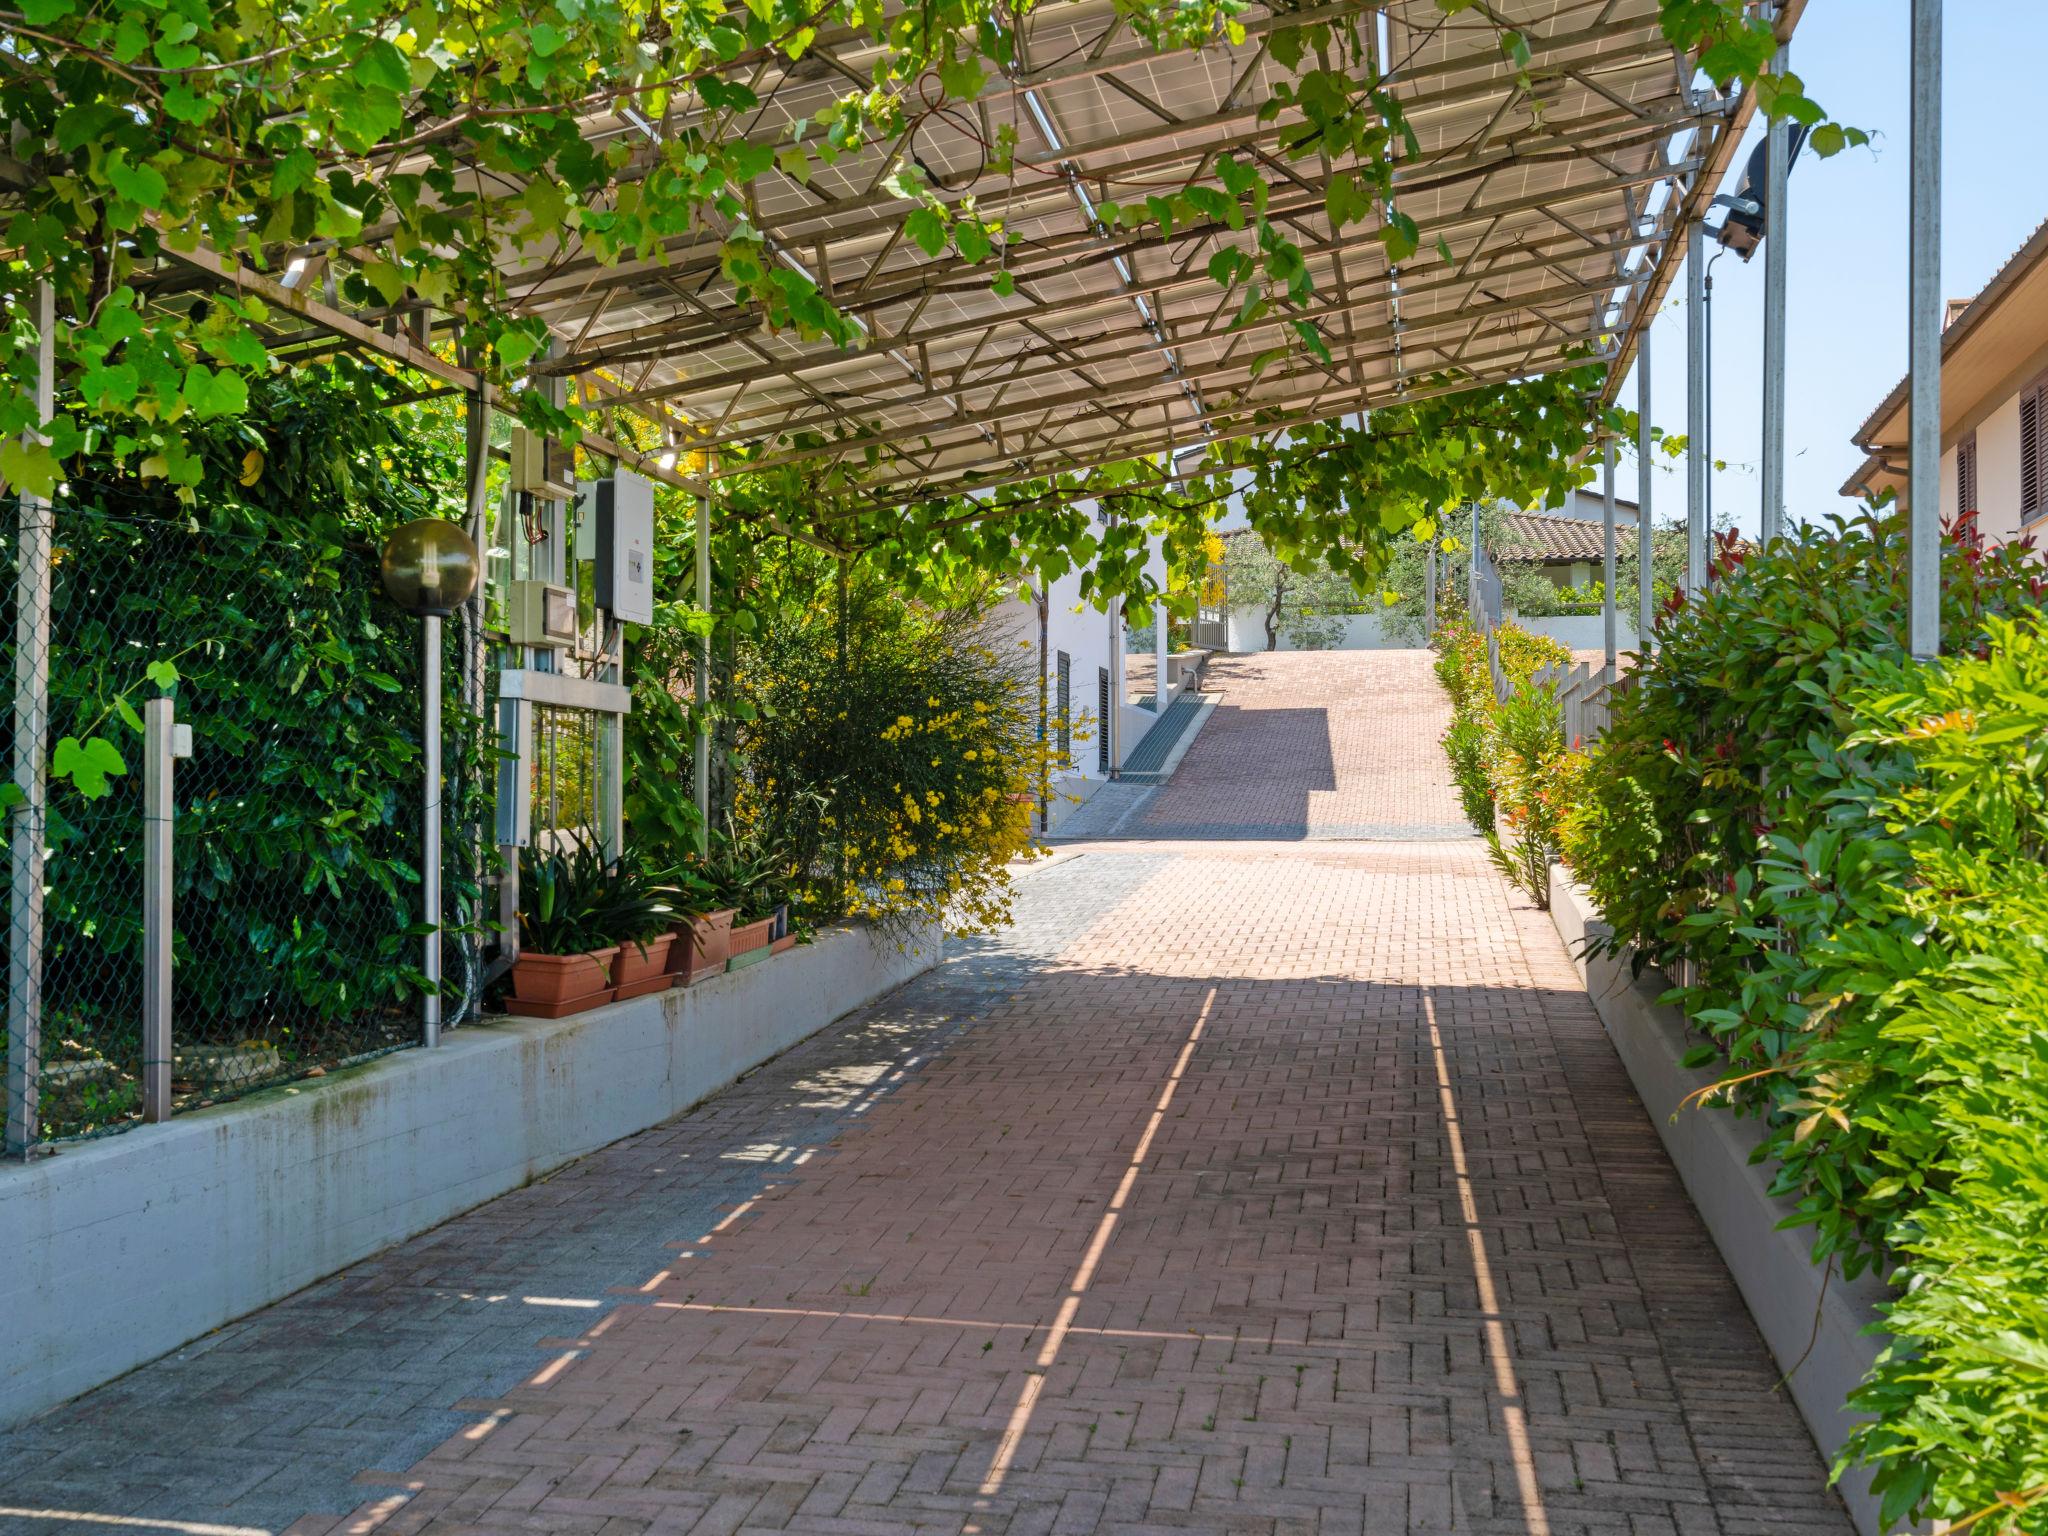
[694,482,712,851]
[6,279,54,1159]
[1686,222,1708,593]
[1636,328,1654,649]
[1602,436,1618,685]
[1908,0,1942,659]
[1760,40,1791,547]
[462,391,498,1007]
[1423,543,1438,640]
[1153,599,1168,714]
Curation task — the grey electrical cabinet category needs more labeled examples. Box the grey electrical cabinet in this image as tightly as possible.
[578,470,656,625]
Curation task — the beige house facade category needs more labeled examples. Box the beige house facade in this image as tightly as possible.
[1846,217,2048,545]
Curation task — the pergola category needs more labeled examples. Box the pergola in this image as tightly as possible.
[153,0,1776,511]
[13,0,1867,1153]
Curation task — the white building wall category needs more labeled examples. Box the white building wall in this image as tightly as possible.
[1225,606,1401,651]
[990,514,1174,829]
[1974,393,2024,546]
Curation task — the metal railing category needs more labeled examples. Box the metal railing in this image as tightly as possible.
[1532,659,1617,749]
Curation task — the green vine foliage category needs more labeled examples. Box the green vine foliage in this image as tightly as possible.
[0,0,1854,607]
[1560,511,2048,1530]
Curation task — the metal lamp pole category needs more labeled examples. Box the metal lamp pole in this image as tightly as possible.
[422,611,443,1046]
[381,520,481,1048]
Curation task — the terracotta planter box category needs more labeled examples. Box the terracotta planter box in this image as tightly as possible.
[770,933,797,956]
[612,932,677,1000]
[506,947,617,1019]
[672,909,737,984]
[729,916,773,957]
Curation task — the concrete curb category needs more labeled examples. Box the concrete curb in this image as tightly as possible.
[0,921,940,1429]
[1150,694,1217,780]
[1548,866,1893,1536]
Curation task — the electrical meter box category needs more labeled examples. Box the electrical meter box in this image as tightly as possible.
[509,426,576,500]
[578,471,656,625]
[507,580,577,648]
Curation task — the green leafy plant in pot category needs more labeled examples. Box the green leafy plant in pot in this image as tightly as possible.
[606,856,680,999]
[509,839,671,1016]
[662,859,737,982]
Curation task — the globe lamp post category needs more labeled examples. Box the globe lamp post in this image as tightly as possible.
[380,519,481,1047]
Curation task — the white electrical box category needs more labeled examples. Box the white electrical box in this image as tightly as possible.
[509,426,575,500]
[507,580,577,648]
[577,471,656,625]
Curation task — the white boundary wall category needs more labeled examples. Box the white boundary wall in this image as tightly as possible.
[1224,607,1401,651]
[1509,613,1641,652]
[0,921,938,1429]
[1548,869,1891,1536]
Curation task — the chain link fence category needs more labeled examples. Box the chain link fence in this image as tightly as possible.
[3,491,489,1147]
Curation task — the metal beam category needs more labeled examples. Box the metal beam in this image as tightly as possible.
[1908,0,1941,659]
[1686,219,1708,592]
[1637,324,1655,649]
[1759,39,1790,545]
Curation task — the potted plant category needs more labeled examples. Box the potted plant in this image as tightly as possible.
[662,862,736,984]
[506,840,619,1018]
[603,857,679,1000]
[728,901,775,969]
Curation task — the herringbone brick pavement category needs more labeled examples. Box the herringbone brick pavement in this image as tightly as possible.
[1129,652,1472,841]
[0,653,1851,1536]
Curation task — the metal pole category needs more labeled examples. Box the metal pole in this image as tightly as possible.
[1153,599,1168,712]
[1423,541,1438,640]
[1908,0,1942,659]
[6,280,53,1158]
[1036,584,1049,834]
[423,612,442,1048]
[142,699,174,1122]
[1107,596,1122,778]
[1602,436,1618,684]
[694,482,712,851]
[1637,329,1655,649]
[1469,504,1481,618]
[1686,223,1708,594]
[461,391,495,1013]
[1760,41,1791,547]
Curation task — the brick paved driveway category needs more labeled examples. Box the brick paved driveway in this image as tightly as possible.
[1130,650,1471,840]
[0,652,1850,1536]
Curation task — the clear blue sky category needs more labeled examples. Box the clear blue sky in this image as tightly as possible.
[1623,2,2048,535]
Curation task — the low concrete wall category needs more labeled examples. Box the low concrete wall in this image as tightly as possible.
[1510,612,1640,652]
[1548,868,1889,1536]
[0,920,938,1429]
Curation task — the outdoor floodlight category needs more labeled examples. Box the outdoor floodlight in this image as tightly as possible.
[378,517,481,1051]
[1712,124,1808,262]
[380,517,482,617]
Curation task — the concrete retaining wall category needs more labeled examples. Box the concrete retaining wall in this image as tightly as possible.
[0,921,939,1429]
[1548,867,1889,1536]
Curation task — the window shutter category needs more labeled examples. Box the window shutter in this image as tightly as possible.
[1958,431,1978,516]
[2023,392,2043,520]
[1056,652,1071,759]
[1097,668,1111,774]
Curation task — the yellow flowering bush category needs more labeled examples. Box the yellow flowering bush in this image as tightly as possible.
[735,577,1045,935]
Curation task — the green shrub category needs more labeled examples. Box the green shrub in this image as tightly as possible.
[1442,712,1494,832]
[1431,616,1572,862]
[731,571,1042,934]
[1483,685,1571,905]
[1563,509,2048,1530]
